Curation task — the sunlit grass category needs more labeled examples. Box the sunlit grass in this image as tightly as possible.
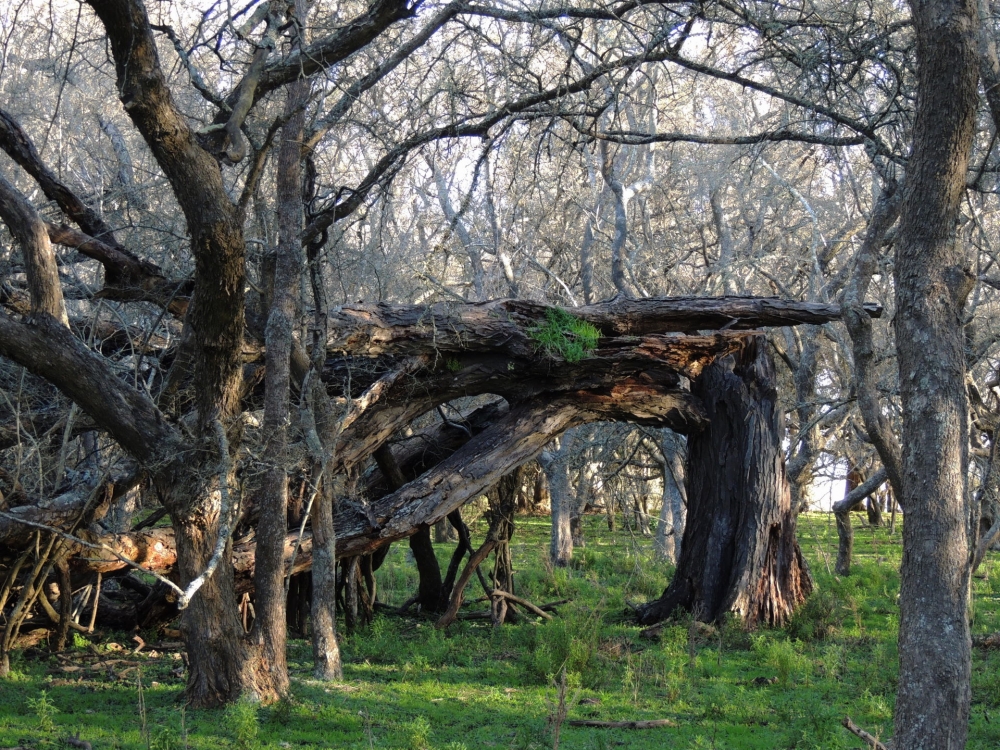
[2,513,1000,748]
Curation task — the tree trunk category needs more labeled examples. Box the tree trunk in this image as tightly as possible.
[434,518,457,543]
[169,483,266,707]
[375,443,445,611]
[541,441,574,567]
[245,32,309,696]
[637,338,812,627]
[865,496,883,527]
[310,479,342,679]
[488,470,520,625]
[409,526,444,611]
[655,432,686,562]
[893,0,979,743]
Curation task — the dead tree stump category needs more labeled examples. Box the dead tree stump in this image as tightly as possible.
[637,337,813,627]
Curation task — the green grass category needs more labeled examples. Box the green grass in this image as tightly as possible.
[3,513,1000,748]
[527,308,600,363]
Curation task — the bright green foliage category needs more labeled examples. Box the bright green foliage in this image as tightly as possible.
[225,699,260,750]
[4,516,1000,748]
[527,308,600,363]
[27,690,56,734]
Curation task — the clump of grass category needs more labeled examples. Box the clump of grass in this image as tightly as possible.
[544,668,580,750]
[403,715,431,750]
[28,690,57,734]
[268,694,296,726]
[225,698,260,750]
[786,589,844,641]
[528,308,600,363]
[523,607,605,686]
[753,636,810,687]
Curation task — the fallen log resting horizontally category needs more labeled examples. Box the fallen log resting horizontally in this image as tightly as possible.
[1,296,876,620]
[69,372,713,581]
[567,720,678,729]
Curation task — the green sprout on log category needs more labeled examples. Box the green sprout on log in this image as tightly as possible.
[528,308,600,363]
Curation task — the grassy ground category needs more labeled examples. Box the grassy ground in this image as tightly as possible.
[3,512,1000,749]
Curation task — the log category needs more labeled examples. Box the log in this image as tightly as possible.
[324,296,880,357]
[318,296,868,473]
[327,330,746,473]
[487,590,552,620]
[566,720,677,729]
[64,375,706,587]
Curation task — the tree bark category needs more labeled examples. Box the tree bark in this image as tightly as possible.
[0,173,68,326]
[166,471,265,707]
[246,28,310,697]
[83,0,254,708]
[310,474,342,679]
[833,468,887,576]
[540,440,574,567]
[637,338,812,627]
[654,431,686,562]
[893,0,979,744]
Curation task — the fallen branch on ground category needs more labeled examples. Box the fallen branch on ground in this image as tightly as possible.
[566,719,677,729]
[484,590,553,619]
[842,716,888,750]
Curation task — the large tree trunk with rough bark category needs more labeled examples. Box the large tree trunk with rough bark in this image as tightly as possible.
[162,468,269,706]
[892,0,979,744]
[636,338,812,628]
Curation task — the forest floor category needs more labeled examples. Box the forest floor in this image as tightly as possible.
[2,512,1000,749]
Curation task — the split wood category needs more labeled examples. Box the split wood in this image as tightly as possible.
[842,716,888,750]
[567,719,677,729]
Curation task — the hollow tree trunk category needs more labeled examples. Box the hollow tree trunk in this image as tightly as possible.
[637,338,812,627]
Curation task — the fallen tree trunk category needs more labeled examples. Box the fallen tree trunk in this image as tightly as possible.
[324,296,881,358]
[3,297,872,632]
[66,373,710,585]
[12,322,742,558]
